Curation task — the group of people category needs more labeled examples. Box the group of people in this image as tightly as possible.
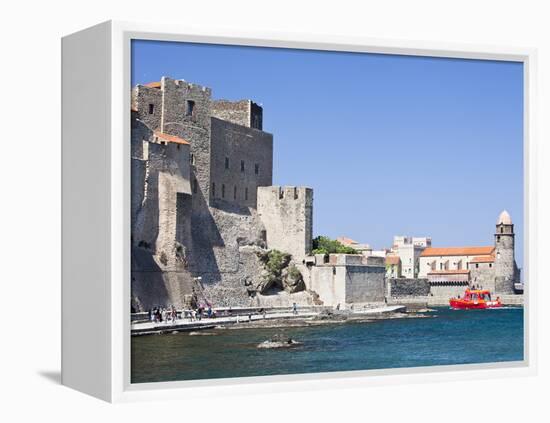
[187,305,216,321]
[147,304,218,324]
[148,305,178,323]
[146,303,299,325]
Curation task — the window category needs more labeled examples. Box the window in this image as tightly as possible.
[497,235,500,242]
[222,184,225,198]
[225,157,229,169]
[255,163,259,175]
[186,100,195,116]
[245,187,248,200]
[489,263,492,268]
[190,153,195,165]
[476,263,479,269]
[212,182,216,197]
[193,178,198,193]
[234,186,237,200]
[148,104,154,114]
[241,160,245,172]
[500,226,504,233]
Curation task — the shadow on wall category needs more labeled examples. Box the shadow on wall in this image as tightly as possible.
[189,184,223,284]
[211,198,252,216]
[131,247,170,310]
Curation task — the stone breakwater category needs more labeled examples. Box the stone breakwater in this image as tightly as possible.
[131,305,407,336]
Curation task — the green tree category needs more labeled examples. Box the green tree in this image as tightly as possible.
[311,236,358,255]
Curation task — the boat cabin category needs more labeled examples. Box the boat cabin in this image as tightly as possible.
[461,289,492,301]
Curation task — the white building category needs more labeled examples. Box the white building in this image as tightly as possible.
[392,236,432,278]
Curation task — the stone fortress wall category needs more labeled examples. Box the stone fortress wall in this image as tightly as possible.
[130,114,195,310]
[210,117,273,208]
[130,76,388,311]
[131,77,273,309]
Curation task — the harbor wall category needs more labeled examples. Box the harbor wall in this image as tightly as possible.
[429,282,469,299]
[387,278,430,298]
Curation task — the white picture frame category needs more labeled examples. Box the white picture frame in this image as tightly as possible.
[61,20,538,403]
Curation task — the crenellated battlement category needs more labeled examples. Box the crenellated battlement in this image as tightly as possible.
[257,186,313,203]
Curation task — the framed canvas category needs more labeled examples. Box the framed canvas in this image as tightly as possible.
[61,21,538,402]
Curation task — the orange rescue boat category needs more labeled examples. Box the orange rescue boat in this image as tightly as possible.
[449,289,502,310]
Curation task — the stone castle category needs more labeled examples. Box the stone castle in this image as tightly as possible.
[131,77,385,311]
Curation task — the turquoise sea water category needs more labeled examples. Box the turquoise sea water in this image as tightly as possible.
[131,307,524,383]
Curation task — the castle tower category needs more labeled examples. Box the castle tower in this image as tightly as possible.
[257,186,313,261]
[494,210,516,294]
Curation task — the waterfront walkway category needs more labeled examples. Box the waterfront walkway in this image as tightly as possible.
[131,305,406,336]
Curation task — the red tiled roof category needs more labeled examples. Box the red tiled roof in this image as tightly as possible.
[470,255,495,263]
[420,246,494,257]
[385,255,401,265]
[153,131,190,145]
[428,269,470,275]
[144,81,161,88]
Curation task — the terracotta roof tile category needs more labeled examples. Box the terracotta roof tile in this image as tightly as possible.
[153,131,190,145]
[421,246,494,257]
[470,255,495,263]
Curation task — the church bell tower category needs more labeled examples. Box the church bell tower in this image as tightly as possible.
[494,210,516,294]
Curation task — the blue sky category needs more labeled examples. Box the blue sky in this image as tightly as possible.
[132,40,524,269]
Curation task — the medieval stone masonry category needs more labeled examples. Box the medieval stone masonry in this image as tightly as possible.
[131,76,384,311]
